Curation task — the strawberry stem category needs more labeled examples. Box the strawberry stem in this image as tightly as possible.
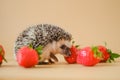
[2,55,7,62]
[72,41,75,45]
[72,40,80,48]
[104,42,107,47]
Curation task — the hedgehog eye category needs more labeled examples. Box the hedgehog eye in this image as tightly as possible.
[60,45,66,49]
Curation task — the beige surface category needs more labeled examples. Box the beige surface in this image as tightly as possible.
[0,55,120,80]
[0,0,120,80]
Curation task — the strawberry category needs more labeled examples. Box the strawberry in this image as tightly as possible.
[0,56,2,65]
[0,45,7,65]
[98,45,109,62]
[98,45,120,62]
[64,45,78,64]
[77,46,102,66]
[16,46,39,68]
[64,41,79,64]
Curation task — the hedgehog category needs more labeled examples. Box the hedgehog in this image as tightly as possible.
[14,24,72,64]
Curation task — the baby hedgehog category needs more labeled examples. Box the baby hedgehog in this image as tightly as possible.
[14,24,72,64]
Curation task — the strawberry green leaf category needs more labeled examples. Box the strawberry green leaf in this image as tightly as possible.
[35,45,43,55]
[107,49,112,54]
[75,45,79,48]
[92,46,102,59]
[107,49,120,63]
[107,58,112,63]
[72,41,75,44]
[0,48,2,53]
[110,56,115,61]
[92,46,98,57]
[29,43,33,48]
[111,53,120,58]
[71,40,80,48]
[97,52,103,58]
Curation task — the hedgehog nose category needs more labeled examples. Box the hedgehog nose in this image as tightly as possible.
[66,49,71,57]
[67,53,71,56]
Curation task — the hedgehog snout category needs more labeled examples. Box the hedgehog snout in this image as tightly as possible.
[65,48,71,57]
[60,44,71,57]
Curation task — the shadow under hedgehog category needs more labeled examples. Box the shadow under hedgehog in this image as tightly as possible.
[14,24,72,64]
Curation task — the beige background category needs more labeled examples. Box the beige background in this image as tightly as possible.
[0,0,120,58]
[0,0,120,80]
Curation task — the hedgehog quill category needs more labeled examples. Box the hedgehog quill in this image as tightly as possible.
[14,24,72,64]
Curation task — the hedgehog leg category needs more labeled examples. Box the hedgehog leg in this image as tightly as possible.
[37,58,50,65]
[38,59,55,65]
[50,53,58,62]
[37,56,50,65]
[37,62,50,65]
[48,59,55,64]
[48,53,59,64]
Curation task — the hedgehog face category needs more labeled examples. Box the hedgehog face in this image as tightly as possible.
[60,44,71,57]
[56,39,71,57]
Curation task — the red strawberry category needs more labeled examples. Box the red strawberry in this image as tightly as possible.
[0,56,2,65]
[77,46,102,66]
[98,45,110,62]
[16,46,39,68]
[64,45,78,64]
[64,41,79,64]
[98,45,120,62]
[0,45,7,65]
